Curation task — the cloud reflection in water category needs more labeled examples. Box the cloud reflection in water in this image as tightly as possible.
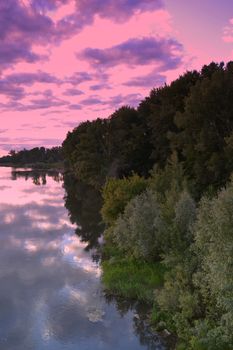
[0,167,165,350]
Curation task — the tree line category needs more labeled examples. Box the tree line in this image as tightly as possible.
[0,147,63,166]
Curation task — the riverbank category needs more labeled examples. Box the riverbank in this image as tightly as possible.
[101,243,165,303]
[101,242,177,349]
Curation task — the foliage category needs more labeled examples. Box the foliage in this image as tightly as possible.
[111,189,163,260]
[138,70,200,168]
[63,119,111,188]
[149,155,194,252]
[149,153,185,201]
[154,190,197,340]
[173,62,233,196]
[0,146,63,165]
[101,174,148,226]
[63,106,152,188]
[190,181,233,348]
[154,180,233,349]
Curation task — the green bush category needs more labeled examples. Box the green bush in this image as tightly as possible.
[111,189,164,260]
[101,174,148,225]
[149,153,187,204]
[155,181,233,349]
[154,190,198,345]
[191,181,233,348]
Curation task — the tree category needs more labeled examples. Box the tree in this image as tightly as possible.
[191,181,233,348]
[101,174,148,226]
[138,70,200,168]
[112,189,163,260]
[173,62,233,196]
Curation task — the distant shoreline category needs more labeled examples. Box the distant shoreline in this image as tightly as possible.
[0,162,64,172]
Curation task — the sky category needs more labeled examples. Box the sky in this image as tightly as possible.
[0,0,233,155]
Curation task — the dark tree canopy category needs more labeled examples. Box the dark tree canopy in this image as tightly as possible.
[63,61,233,196]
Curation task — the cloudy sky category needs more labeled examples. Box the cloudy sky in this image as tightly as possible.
[0,0,233,155]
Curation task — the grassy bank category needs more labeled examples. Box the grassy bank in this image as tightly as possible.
[101,244,165,303]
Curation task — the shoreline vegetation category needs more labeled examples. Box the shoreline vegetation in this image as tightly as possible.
[0,147,64,171]
[62,62,233,350]
[2,61,233,349]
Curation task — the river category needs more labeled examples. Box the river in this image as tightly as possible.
[0,167,167,350]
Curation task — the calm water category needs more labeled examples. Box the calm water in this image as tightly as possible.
[0,167,166,350]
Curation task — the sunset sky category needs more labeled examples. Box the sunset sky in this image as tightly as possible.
[0,0,233,155]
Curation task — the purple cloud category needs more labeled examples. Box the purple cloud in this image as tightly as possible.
[90,83,111,91]
[0,93,67,111]
[41,89,54,97]
[0,1,164,72]
[78,37,183,70]
[0,72,61,101]
[56,0,163,38]
[73,0,163,22]
[0,41,43,69]
[3,71,61,86]
[64,88,84,96]
[124,70,166,88]
[65,72,92,85]
[108,93,143,108]
[0,1,53,41]
[80,96,103,106]
[0,1,53,69]
[19,97,67,111]
[41,109,67,116]
[78,93,143,109]
[31,0,69,12]
[68,104,83,110]
[0,81,25,100]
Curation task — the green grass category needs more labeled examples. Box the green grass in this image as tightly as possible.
[101,246,165,302]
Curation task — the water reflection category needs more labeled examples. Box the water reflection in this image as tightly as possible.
[63,174,104,251]
[11,168,63,185]
[0,167,167,350]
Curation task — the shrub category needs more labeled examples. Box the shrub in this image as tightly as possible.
[101,174,148,226]
[191,181,233,347]
[111,189,164,260]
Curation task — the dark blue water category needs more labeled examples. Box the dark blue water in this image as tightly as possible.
[0,167,166,350]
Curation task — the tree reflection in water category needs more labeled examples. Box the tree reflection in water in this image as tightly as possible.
[63,175,169,348]
[104,295,171,350]
[10,169,104,250]
[11,168,63,185]
[63,173,104,251]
